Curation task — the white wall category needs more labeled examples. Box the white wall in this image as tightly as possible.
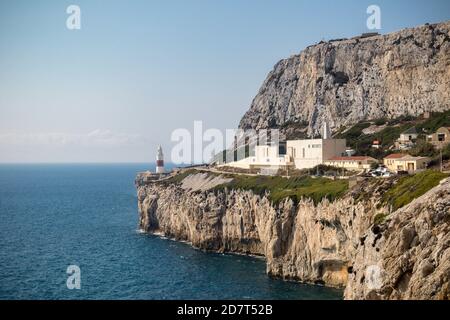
[287,139,346,169]
[255,145,279,163]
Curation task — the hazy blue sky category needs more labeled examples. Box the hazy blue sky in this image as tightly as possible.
[1,0,449,163]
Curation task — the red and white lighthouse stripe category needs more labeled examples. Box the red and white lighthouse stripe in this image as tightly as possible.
[156,145,165,173]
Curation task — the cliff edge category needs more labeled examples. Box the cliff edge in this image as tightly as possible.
[136,171,450,299]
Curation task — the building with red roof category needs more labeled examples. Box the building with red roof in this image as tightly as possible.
[324,156,378,170]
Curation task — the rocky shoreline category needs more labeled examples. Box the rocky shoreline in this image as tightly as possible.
[136,171,450,299]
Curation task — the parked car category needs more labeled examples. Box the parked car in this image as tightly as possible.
[369,165,394,178]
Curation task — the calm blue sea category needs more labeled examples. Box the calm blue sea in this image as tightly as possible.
[0,164,342,300]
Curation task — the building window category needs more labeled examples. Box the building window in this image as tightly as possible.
[438,134,445,142]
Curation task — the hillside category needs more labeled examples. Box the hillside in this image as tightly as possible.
[335,109,450,159]
[239,21,450,138]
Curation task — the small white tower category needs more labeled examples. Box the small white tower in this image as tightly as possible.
[155,145,165,174]
[322,121,331,139]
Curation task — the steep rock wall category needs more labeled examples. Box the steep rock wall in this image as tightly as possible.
[137,174,383,288]
[239,21,450,136]
[136,174,450,299]
[345,178,450,300]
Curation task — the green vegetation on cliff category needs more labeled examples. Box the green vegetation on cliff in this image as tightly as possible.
[382,170,449,210]
[215,175,349,205]
[162,169,198,184]
[164,167,448,210]
[336,110,450,159]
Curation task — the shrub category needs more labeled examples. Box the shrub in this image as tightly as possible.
[410,140,437,157]
[382,170,449,210]
[374,118,387,126]
[373,213,388,225]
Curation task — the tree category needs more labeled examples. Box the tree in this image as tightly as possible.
[410,140,436,157]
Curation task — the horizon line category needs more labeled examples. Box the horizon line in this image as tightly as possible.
[0,162,195,165]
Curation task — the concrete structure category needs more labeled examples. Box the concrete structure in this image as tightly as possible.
[219,122,347,172]
[324,156,378,171]
[156,145,165,174]
[286,138,346,169]
[383,153,430,173]
[322,121,331,139]
[222,144,291,170]
[395,127,418,150]
[427,127,450,149]
[250,145,291,169]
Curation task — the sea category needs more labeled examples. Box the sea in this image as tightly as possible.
[0,164,342,300]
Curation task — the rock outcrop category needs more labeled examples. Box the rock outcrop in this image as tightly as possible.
[239,21,450,137]
[136,171,450,298]
[345,178,450,300]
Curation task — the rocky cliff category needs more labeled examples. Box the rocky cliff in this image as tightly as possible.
[345,176,450,300]
[136,171,450,299]
[239,21,450,137]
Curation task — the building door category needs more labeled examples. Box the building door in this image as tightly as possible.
[407,163,415,171]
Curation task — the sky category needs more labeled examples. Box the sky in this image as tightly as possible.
[0,0,449,163]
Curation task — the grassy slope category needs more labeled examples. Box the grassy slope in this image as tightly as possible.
[164,168,447,210]
[213,175,348,205]
[382,170,449,211]
[164,169,348,205]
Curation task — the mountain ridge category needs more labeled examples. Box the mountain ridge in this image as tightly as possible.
[239,21,450,137]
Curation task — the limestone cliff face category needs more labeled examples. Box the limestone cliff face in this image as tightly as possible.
[345,178,450,300]
[136,173,450,299]
[239,21,450,136]
[137,173,385,288]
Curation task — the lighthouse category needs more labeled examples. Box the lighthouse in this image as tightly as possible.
[156,145,165,174]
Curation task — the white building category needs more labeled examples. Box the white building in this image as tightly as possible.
[286,138,346,170]
[395,127,418,150]
[220,121,347,171]
[324,156,378,170]
[221,144,291,170]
